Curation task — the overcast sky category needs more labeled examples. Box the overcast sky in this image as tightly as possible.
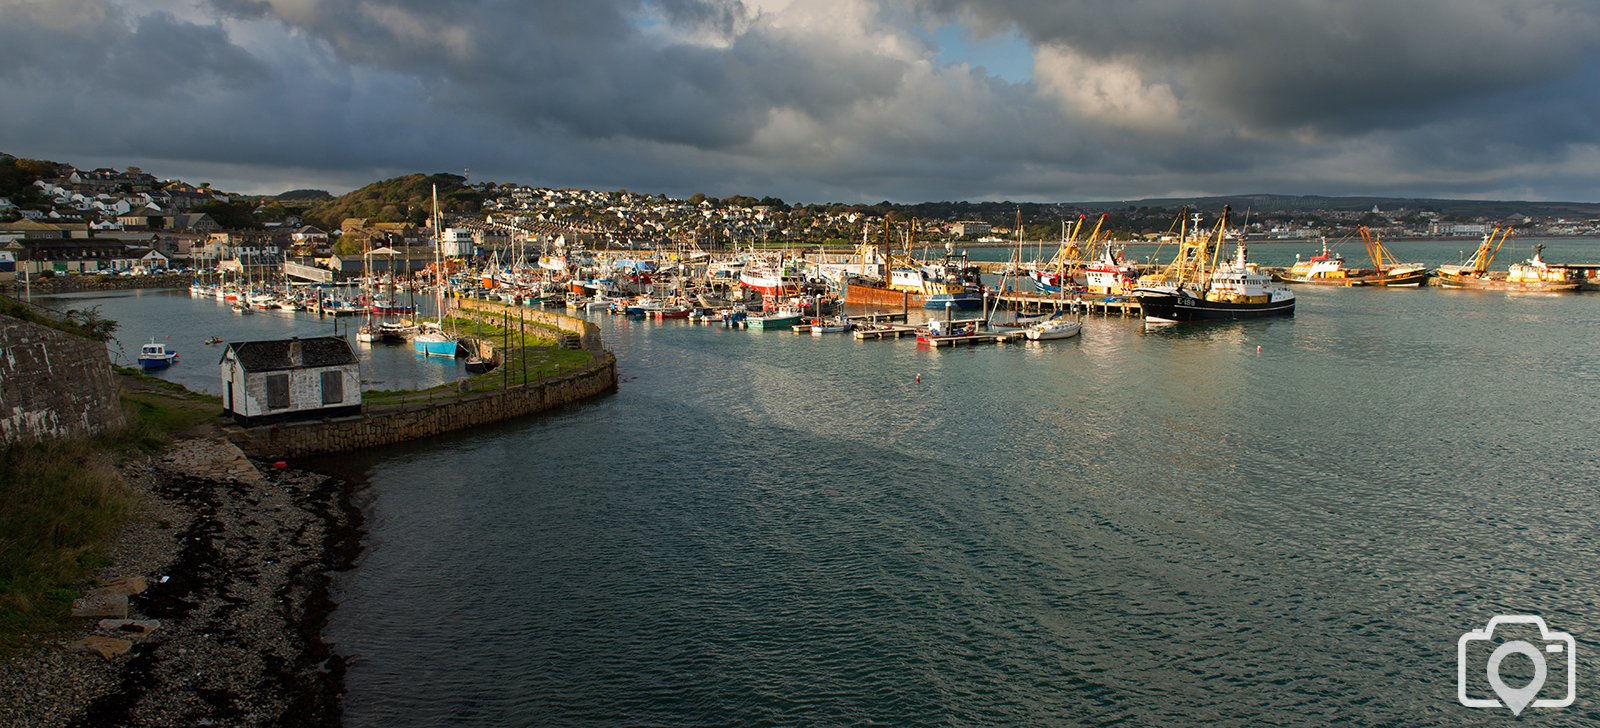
[3,0,1599,203]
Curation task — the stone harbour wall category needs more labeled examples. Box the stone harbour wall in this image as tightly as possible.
[0,314,126,446]
[455,296,605,352]
[228,351,617,459]
[0,273,192,296]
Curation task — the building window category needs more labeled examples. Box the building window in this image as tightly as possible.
[266,373,289,409]
[320,370,343,405]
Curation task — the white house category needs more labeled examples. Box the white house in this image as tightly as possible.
[220,337,362,426]
[439,227,475,258]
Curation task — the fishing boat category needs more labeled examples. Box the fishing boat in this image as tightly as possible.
[888,251,984,310]
[746,305,805,330]
[1344,227,1429,287]
[1134,207,1295,323]
[917,317,981,343]
[1280,229,1429,287]
[138,339,178,369]
[378,321,414,343]
[1279,238,1354,284]
[1434,228,1580,292]
[1030,214,1111,294]
[809,314,852,335]
[738,258,804,298]
[1081,244,1140,295]
[842,217,982,309]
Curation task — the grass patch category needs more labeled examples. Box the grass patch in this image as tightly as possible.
[362,317,593,406]
[0,372,221,651]
[114,367,221,451]
[0,438,131,651]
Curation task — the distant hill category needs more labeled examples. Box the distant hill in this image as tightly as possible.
[275,188,333,201]
[1064,194,1600,219]
[304,173,481,228]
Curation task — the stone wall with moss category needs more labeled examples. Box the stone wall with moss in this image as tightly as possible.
[1,314,126,445]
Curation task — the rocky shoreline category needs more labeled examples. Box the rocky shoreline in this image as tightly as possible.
[0,437,361,726]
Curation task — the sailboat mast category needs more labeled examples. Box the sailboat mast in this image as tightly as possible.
[433,184,443,326]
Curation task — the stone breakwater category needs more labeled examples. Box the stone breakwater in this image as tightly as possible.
[0,273,192,295]
[455,296,605,352]
[229,351,618,459]
[227,300,617,460]
[0,437,358,726]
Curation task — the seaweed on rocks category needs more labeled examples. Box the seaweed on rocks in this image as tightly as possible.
[1,439,364,727]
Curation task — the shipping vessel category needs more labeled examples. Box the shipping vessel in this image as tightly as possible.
[1134,207,1296,323]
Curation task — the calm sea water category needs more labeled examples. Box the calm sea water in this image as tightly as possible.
[40,238,1600,724]
[34,289,466,393]
[311,238,1600,725]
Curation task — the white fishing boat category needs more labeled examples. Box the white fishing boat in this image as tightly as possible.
[809,314,852,335]
[137,339,178,369]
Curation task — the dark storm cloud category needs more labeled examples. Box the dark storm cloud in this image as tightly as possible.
[916,0,1600,135]
[2,0,1598,201]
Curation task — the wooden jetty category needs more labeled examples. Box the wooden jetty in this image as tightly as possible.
[854,324,919,340]
[989,290,1142,317]
[796,310,911,334]
[919,332,1011,348]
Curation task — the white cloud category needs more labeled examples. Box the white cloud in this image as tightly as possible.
[1032,44,1181,134]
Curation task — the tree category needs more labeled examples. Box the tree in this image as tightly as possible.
[193,200,260,229]
[63,306,120,342]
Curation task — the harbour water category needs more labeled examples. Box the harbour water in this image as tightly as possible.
[302,271,1598,724]
[38,242,1600,724]
[35,289,466,394]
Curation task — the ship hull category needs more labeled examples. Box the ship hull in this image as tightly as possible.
[921,292,984,310]
[413,336,462,357]
[843,280,982,309]
[1136,291,1296,322]
[1347,269,1430,287]
[1433,275,1579,292]
[842,280,915,308]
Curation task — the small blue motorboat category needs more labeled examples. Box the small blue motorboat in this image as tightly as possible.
[138,338,178,369]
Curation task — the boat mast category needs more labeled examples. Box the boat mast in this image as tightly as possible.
[433,184,444,328]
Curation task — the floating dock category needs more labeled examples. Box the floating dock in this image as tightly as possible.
[990,290,1142,317]
[854,325,919,340]
[796,311,910,334]
[919,332,1011,347]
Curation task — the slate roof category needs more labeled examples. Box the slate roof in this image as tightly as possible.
[222,336,358,372]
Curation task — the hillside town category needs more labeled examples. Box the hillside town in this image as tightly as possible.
[4,155,1600,282]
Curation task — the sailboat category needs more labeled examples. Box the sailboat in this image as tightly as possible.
[1023,238,1084,341]
[1134,206,1295,322]
[356,242,381,343]
[414,185,464,358]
